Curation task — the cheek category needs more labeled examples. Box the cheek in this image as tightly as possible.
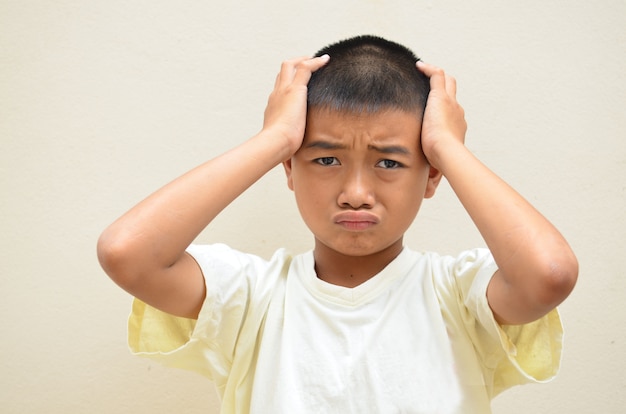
[394,192,423,218]
[381,176,427,214]
[292,173,333,217]
[295,181,331,210]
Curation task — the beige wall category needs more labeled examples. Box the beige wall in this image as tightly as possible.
[2,1,624,412]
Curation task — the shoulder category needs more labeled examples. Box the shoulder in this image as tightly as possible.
[187,243,293,272]
[407,247,498,323]
[186,243,296,294]
[403,247,496,285]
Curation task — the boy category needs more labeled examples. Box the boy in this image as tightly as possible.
[98,35,578,413]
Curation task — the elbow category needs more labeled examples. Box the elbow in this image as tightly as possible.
[493,247,578,325]
[535,249,579,310]
[96,228,143,291]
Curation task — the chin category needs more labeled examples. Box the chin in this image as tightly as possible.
[324,238,400,258]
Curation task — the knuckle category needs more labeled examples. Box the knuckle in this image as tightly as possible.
[294,60,309,70]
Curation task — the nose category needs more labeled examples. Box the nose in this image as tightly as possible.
[337,167,375,209]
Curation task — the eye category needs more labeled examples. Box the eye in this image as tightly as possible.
[314,157,340,166]
[376,159,403,169]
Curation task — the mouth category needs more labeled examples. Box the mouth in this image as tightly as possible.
[333,211,380,231]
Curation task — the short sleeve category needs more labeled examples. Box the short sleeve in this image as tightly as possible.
[449,248,563,397]
[127,243,276,388]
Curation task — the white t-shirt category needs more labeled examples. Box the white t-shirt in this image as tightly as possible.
[128,244,563,414]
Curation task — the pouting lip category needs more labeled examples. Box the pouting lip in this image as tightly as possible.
[333,211,380,224]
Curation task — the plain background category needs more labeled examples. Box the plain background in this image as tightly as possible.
[2,1,624,413]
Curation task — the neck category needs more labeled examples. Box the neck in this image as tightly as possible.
[313,239,403,288]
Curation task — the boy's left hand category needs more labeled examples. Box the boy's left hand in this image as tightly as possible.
[416,62,577,325]
[416,61,467,171]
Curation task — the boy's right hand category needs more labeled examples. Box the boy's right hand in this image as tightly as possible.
[262,55,330,157]
[98,54,330,320]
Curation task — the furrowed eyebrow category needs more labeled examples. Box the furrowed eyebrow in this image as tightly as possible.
[304,140,347,150]
[304,140,412,155]
[368,144,412,155]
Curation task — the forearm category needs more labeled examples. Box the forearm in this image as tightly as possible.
[98,130,289,276]
[416,61,577,323]
[97,55,329,318]
[439,143,577,320]
[435,143,548,264]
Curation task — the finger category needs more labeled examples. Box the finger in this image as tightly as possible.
[292,54,330,86]
[273,72,281,89]
[416,60,446,93]
[445,73,457,98]
[416,60,438,76]
[275,55,312,88]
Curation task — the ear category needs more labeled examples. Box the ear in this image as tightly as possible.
[282,158,295,191]
[424,166,442,199]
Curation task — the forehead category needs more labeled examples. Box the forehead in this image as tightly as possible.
[304,108,422,145]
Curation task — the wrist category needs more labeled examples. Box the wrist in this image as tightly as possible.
[424,138,467,174]
[251,129,297,164]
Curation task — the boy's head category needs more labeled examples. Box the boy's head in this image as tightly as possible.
[307,35,430,116]
[283,36,441,268]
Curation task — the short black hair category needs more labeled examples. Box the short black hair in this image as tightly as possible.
[308,35,430,115]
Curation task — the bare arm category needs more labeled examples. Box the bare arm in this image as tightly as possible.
[97,55,330,319]
[417,61,578,325]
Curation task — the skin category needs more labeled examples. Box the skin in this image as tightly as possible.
[97,54,578,325]
[416,61,577,324]
[284,108,440,287]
